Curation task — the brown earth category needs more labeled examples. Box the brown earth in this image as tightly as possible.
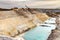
[0,8,49,37]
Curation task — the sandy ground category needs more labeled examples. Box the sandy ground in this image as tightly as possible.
[0,9,59,40]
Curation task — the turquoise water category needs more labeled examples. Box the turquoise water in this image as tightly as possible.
[23,26,53,40]
[23,18,56,40]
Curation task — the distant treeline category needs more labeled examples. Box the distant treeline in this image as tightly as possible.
[0,8,13,11]
[0,8,60,13]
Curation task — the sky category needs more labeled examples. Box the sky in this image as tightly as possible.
[0,0,60,9]
[0,0,59,1]
[26,1,60,9]
[0,0,27,1]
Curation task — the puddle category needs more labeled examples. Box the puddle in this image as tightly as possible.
[23,18,56,40]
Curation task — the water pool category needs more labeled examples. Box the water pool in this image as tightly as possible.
[23,25,55,40]
[23,18,56,40]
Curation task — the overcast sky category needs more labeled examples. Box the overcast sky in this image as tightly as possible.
[0,0,60,9]
[0,0,59,1]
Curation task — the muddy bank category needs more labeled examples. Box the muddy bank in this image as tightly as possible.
[48,14,60,40]
[48,29,60,40]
